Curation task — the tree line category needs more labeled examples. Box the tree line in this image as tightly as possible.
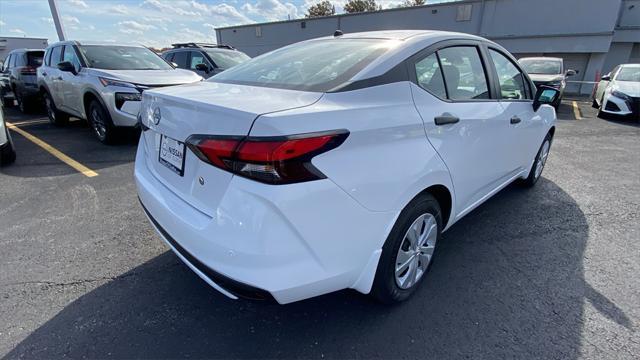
[306,0,427,18]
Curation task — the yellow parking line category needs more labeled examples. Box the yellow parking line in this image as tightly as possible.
[6,122,98,177]
[572,101,582,120]
[6,119,50,127]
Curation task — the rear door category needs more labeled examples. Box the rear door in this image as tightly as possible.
[410,42,515,218]
[486,47,540,172]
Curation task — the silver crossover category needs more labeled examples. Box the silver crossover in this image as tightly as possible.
[37,41,202,144]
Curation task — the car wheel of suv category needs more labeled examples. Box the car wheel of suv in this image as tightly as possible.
[17,94,29,114]
[88,100,116,144]
[371,194,442,304]
[44,92,69,126]
[1,94,13,108]
[521,134,552,188]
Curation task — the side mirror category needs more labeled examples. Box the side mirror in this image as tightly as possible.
[195,63,209,73]
[601,74,611,81]
[57,61,77,75]
[565,69,577,77]
[533,86,560,111]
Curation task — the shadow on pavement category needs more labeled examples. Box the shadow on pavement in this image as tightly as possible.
[6,178,629,359]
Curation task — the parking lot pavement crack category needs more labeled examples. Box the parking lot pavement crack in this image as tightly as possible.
[0,272,139,289]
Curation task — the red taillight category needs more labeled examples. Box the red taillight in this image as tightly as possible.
[187,130,349,184]
[20,66,36,75]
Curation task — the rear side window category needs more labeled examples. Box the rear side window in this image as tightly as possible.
[27,51,44,67]
[50,46,63,66]
[489,49,531,100]
[211,39,393,92]
[437,46,489,100]
[172,51,189,69]
[415,53,447,99]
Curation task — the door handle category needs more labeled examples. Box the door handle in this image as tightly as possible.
[42,72,47,76]
[434,115,460,126]
[510,116,521,124]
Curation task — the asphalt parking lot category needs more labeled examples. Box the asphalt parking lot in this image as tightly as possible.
[1,100,639,359]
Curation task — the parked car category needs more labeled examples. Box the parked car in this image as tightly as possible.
[37,41,202,144]
[518,57,576,108]
[136,30,559,304]
[0,49,45,113]
[592,63,640,120]
[0,103,16,165]
[162,43,250,79]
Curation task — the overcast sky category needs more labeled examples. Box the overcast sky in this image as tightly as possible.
[0,0,417,48]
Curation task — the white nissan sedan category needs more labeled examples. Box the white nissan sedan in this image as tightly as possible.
[135,30,559,304]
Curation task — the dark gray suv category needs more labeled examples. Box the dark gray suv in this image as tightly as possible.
[162,43,250,79]
[1,49,45,113]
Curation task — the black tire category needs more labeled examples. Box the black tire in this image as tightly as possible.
[17,94,30,114]
[88,99,117,144]
[592,98,599,109]
[1,95,13,108]
[371,194,442,304]
[520,133,552,188]
[44,91,69,126]
[1,130,16,166]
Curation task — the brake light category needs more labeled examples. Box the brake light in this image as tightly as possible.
[20,66,36,75]
[187,130,349,184]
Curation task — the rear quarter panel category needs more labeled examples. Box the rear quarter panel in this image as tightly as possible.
[249,82,456,230]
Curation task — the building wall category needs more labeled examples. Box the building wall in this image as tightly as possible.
[217,0,640,94]
[0,37,49,63]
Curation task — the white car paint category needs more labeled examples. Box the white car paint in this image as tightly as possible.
[594,63,640,117]
[135,30,557,304]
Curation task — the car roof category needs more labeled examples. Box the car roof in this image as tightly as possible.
[620,63,640,68]
[518,57,563,62]
[46,40,146,48]
[9,48,45,54]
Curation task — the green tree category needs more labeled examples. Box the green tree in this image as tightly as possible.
[397,0,426,8]
[306,1,336,18]
[343,0,380,13]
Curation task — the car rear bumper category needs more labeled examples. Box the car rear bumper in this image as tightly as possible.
[134,137,397,304]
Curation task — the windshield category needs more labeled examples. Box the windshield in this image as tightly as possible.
[79,45,172,70]
[615,66,640,82]
[519,59,562,75]
[210,39,395,92]
[205,49,250,69]
[26,51,44,66]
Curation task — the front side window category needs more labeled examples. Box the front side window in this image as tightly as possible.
[78,45,172,70]
[211,39,395,92]
[204,49,250,70]
[615,66,640,82]
[415,53,447,99]
[519,59,562,75]
[50,46,63,66]
[189,51,208,70]
[62,46,81,72]
[489,49,530,100]
[437,46,489,100]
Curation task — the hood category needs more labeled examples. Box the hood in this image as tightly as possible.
[612,81,640,97]
[88,68,202,86]
[528,74,564,83]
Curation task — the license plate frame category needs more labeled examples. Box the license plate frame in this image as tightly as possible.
[158,134,186,176]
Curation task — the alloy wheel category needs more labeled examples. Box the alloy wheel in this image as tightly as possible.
[394,213,437,289]
[534,140,550,179]
[45,95,55,122]
[91,107,107,141]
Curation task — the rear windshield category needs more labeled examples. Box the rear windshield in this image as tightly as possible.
[210,39,395,92]
[205,49,250,70]
[519,59,562,75]
[615,66,640,82]
[26,51,44,66]
[79,45,172,70]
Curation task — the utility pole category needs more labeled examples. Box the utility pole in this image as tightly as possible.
[48,0,66,41]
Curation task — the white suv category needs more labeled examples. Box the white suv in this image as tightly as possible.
[136,31,559,304]
[37,41,202,144]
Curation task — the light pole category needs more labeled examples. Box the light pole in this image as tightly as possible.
[47,0,66,41]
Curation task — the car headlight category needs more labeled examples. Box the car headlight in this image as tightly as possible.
[115,92,142,109]
[611,90,630,101]
[99,77,136,88]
